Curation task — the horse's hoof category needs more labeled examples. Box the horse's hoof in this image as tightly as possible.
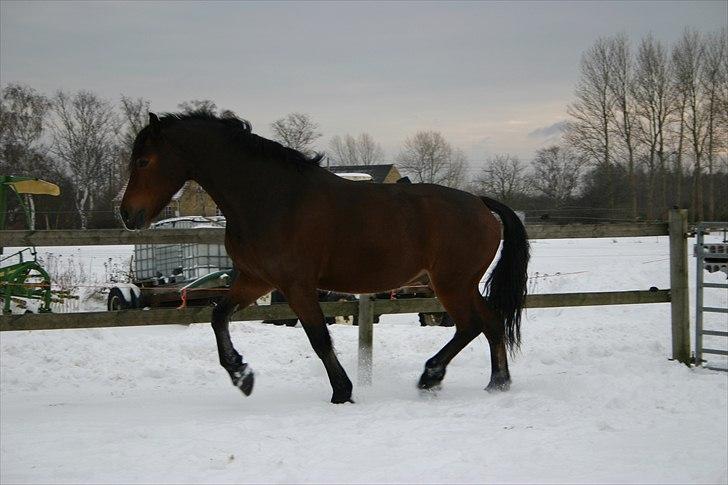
[231,365,254,396]
[485,379,511,392]
[417,366,445,390]
[331,390,354,404]
[418,385,441,398]
[331,387,353,403]
[417,377,442,390]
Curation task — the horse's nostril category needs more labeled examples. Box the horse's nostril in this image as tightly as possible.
[120,207,129,221]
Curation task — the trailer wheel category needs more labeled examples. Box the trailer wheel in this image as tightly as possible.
[108,287,136,311]
[418,312,454,327]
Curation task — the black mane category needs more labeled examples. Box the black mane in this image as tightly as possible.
[148,110,323,167]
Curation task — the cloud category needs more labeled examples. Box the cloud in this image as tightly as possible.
[527,120,568,139]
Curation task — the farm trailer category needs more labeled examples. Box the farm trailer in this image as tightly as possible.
[107,216,234,310]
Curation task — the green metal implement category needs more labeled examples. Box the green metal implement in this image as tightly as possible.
[0,249,53,314]
[0,175,60,232]
[0,176,63,314]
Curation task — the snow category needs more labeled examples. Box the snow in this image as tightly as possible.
[334,172,374,181]
[1,236,727,484]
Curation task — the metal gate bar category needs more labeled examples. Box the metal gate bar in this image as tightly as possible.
[702,349,728,355]
[702,330,728,337]
[703,307,728,313]
[695,222,728,371]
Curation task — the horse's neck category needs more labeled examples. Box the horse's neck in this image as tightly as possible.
[190,154,311,232]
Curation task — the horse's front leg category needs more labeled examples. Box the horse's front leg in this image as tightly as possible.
[211,275,271,396]
[283,286,353,404]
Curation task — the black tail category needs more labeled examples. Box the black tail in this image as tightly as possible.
[481,197,530,353]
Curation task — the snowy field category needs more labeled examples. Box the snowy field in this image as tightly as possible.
[1,236,727,484]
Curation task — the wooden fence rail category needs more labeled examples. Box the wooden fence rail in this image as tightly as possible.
[0,289,671,332]
[0,222,669,247]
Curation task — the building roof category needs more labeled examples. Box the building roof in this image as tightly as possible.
[328,164,398,184]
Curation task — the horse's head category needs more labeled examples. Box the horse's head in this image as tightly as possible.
[120,113,189,229]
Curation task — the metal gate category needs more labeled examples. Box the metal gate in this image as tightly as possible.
[694,222,728,371]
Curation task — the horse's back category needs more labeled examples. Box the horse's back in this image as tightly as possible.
[315,180,501,293]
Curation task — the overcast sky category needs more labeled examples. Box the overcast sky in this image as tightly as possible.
[1,0,726,170]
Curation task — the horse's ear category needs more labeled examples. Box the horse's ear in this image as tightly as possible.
[149,112,161,135]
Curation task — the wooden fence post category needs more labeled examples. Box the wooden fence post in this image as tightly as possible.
[357,294,374,386]
[669,209,691,364]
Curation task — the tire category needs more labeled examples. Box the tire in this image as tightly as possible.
[108,287,132,311]
[419,312,435,326]
[418,312,453,327]
[269,318,298,326]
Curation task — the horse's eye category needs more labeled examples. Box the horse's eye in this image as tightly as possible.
[137,158,150,168]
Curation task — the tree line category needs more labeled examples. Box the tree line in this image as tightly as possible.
[473,28,727,222]
[563,28,727,222]
[1,28,725,229]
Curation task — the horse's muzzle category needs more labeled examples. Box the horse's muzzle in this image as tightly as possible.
[120,207,146,230]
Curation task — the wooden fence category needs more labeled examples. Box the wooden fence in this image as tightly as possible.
[0,212,691,382]
[0,222,669,247]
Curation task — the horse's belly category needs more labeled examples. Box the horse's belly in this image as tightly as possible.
[317,251,423,294]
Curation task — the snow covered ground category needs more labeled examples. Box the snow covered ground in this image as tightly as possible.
[1,236,727,484]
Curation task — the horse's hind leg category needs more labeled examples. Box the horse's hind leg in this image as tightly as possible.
[212,274,271,396]
[474,296,511,391]
[418,287,483,390]
[283,285,353,404]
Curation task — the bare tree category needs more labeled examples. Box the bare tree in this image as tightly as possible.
[670,45,689,209]
[355,133,385,166]
[566,37,616,209]
[701,29,727,219]
[633,34,674,218]
[0,83,51,175]
[673,29,709,220]
[0,84,54,229]
[270,112,322,156]
[472,153,529,204]
[608,34,639,219]
[329,134,357,166]
[329,133,385,166]
[119,96,150,174]
[395,130,469,188]
[177,99,217,115]
[444,148,468,189]
[51,90,121,229]
[531,145,586,207]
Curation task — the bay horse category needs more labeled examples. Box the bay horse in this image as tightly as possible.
[120,112,529,403]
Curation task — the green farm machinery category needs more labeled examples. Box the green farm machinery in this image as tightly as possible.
[0,175,73,314]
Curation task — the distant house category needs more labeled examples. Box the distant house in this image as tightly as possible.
[328,164,402,184]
